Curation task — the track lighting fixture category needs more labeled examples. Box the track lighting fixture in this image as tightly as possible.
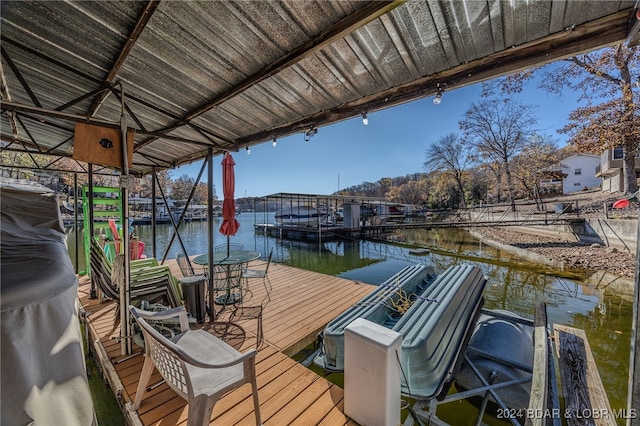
[272,138,277,147]
[362,112,368,126]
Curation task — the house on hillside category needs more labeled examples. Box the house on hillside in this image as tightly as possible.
[540,154,601,194]
[560,154,601,193]
[596,146,640,193]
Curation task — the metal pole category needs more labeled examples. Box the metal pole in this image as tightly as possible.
[73,172,80,274]
[628,207,639,426]
[115,82,131,355]
[207,148,215,321]
[73,172,79,275]
[88,163,96,298]
[151,167,157,259]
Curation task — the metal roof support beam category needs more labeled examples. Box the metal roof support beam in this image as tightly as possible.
[162,156,209,266]
[135,0,404,151]
[56,87,110,112]
[1,46,41,108]
[0,37,101,85]
[88,1,160,118]
[11,112,75,135]
[135,152,175,168]
[0,48,20,137]
[0,163,116,176]
[109,86,147,132]
[1,100,119,127]
[237,10,632,146]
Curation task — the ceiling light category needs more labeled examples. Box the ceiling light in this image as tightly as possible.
[433,83,446,105]
[362,112,368,126]
[304,127,317,142]
[272,138,277,147]
[246,146,250,155]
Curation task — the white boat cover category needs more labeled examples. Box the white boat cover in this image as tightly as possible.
[1,178,95,425]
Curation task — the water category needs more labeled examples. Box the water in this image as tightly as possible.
[66,212,633,424]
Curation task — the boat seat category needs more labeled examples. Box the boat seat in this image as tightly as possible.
[316,263,487,400]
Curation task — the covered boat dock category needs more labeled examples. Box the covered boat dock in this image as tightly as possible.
[1,0,638,424]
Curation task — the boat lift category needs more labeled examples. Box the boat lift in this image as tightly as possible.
[403,305,558,426]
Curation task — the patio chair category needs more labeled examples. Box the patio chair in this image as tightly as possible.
[90,238,182,310]
[176,253,208,278]
[241,247,273,300]
[176,253,208,323]
[129,305,261,426]
[214,243,244,252]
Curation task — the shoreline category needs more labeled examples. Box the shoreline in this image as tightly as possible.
[468,227,637,301]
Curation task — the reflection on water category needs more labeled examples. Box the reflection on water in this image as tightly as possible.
[66,214,632,423]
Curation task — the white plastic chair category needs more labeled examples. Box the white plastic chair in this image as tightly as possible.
[129,305,261,426]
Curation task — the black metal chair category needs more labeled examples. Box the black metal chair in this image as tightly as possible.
[214,243,244,252]
[241,247,273,300]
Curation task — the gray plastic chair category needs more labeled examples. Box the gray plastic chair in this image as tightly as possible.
[129,305,261,426]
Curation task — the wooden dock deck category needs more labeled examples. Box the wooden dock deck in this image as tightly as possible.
[79,259,376,425]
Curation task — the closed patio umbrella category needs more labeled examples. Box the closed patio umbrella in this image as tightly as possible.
[219,153,240,254]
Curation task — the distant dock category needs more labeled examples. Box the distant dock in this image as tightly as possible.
[254,223,373,241]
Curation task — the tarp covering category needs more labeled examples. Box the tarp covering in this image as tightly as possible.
[1,178,95,425]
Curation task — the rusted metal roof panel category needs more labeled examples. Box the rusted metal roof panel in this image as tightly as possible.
[1,0,635,176]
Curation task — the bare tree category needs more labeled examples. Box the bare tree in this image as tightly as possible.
[424,133,475,208]
[485,45,639,194]
[459,99,538,211]
[511,136,560,209]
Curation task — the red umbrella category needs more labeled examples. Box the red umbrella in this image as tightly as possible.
[219,153,240,250]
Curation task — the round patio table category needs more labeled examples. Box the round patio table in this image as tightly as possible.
[193,250,260,305]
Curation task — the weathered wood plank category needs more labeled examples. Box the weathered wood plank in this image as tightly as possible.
[290,384,345,426]
[526,302,549,426]
[554,324,615,426]
[80,260,375,425]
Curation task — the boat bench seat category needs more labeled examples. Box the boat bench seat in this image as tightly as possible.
[316,263,486,401]
[318,264,436,371]
[395,264,486,399]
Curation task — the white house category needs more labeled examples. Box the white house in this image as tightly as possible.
[559,154,602,194]
[596,147,640,193]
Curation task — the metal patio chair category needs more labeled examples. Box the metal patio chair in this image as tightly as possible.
[214,243,244,252]
[129,305,261,426]
[241,247,273,300]
[176,253,208,323]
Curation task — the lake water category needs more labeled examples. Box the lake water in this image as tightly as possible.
[66,212,633,424]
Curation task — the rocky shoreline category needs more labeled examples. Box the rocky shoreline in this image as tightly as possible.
[470,227,637,279]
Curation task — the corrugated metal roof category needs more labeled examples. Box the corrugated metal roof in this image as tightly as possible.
[1,0,636,175]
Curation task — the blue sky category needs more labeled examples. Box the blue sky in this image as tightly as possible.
[174,72,583,198]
